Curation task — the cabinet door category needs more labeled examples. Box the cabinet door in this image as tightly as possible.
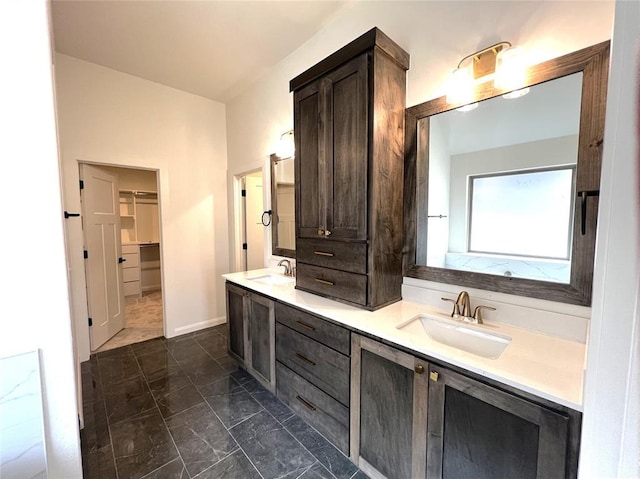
[324,53,368,241]
[247,293,275,389]
[295,80,324,239]
[427,365,570,479]
[226,283,246,361]
[351,334,428,479]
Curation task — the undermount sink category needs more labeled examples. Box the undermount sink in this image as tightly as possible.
[397,313,511,359]
[248,274,295,285]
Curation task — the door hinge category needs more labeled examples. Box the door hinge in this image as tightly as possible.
[242,243,248,250]
[83,250,88,259]
[88,317,93,327]
[79,180,84,190]
[241,189,246,197]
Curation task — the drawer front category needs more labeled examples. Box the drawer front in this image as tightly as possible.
[276,362,349,454]
[122,253,140,268]
[122,244,139,254]
[275,302,350,355]
[122,267,140,282]
[123,280,141,296]
[296,263,367,306]
[276,323,350,405]
[296,238,367,274]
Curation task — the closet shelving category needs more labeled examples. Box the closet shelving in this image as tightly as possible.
[119,190,161,296]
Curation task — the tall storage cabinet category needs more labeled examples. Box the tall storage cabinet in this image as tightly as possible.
[291,27,409,310]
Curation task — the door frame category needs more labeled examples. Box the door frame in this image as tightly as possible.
[231,165,268,272]
[77,161,167,351]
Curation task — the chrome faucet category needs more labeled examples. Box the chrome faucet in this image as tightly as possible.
[277,259,293,277]
[441,291,495,324]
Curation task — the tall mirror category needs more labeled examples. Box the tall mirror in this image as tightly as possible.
[271,153,295,258]
[404,42,610,305]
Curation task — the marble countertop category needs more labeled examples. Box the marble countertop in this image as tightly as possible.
[223,268,586,411]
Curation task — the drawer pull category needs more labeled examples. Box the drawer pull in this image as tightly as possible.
[296,395,317,411]
[295,352,316,366]
[314,278,334,286]
[295,320,316,332]
[314,251,335,257]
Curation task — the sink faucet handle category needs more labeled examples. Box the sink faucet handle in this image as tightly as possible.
[473,305,496,324]
[441,297,461,318]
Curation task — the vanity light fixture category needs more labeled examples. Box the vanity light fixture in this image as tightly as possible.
[276,129,295,159]
[446,41,529,107]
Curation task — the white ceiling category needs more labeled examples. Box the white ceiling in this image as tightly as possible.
[51,0,348,103]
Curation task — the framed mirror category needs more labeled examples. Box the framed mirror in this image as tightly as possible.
[271,153,296,258]
[404,42,610,306]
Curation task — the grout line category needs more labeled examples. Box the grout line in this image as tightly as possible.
[93,359,120,479]
[130,352,192,478]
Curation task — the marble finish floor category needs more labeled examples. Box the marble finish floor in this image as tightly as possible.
[81,324,367,479]
[96,290,164,353]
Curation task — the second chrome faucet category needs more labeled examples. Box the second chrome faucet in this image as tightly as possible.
[441,291,495,324]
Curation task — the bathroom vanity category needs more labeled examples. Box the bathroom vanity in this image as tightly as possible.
[224,270,584,479]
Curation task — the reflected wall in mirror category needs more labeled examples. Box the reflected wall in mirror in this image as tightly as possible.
[421,73,582,284]
[270,153,295,258]
[404,42,610,305]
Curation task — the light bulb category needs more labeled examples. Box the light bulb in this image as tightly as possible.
[276,130,295,159]
[495,46,527,92]
[446,65,474,105]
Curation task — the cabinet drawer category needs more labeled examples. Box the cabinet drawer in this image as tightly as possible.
[275,302,350,355]
[296,263,367,306]
[122,267,140,282]
[276,362,349,454]
[296,238,366,274]
[276,323,349,405]
[122,244,139,254]
[123,280,141,296]
[122,253,139,268]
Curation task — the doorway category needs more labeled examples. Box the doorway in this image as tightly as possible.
[242,170,268,271]
[80,163,164,352]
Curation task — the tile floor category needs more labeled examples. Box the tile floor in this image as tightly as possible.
[81,324,368,479]
[96,291,164,353]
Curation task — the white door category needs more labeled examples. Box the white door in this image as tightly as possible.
[80,164,125,350]
[245,172,265,270]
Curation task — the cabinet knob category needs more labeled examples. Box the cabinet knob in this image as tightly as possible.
[317,229,325,236]
[415,364,425,374]
[324,230,332,236]
[430,371,439,382]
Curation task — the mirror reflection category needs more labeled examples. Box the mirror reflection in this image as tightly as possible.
[271,154,295,256]
[418,72,583,283]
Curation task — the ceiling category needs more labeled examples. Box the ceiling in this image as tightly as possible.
[51,0,348,103]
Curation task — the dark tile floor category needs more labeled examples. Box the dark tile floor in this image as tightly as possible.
[81,324,368,479]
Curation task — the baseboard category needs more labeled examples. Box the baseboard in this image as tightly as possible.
[170,316,226,337]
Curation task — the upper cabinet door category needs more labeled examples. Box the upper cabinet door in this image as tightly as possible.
[324,53,368,241]
[295,80,324,239]
[295,53,369,241]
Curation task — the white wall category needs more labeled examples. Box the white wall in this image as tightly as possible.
[0,1,82,477]
[580,0,640,476]
[54,54,229,361]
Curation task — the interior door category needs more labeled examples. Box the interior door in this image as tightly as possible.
[245,172,265,270]
[80,164,125,350]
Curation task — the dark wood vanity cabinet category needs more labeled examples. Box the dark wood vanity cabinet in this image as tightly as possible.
[350,334,581,479]
[291,27,410,310]
[225,283,275,391]
[426,364,578,479]
[350,334,428,479]
[274,302,351,454]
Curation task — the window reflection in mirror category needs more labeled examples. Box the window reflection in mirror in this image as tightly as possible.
[270,154,295,257]
[419,73,583,284]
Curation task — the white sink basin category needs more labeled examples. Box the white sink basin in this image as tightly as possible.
[398,313,511,359]
[248,274,295,285]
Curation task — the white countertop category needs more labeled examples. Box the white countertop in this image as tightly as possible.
[223,268,586,411]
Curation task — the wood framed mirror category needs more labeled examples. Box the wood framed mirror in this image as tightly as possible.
[270,153,296,258]
[404,41,610,306]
